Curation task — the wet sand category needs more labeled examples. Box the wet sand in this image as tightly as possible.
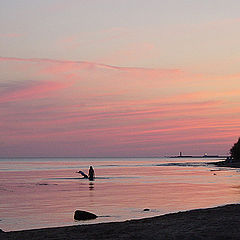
[1,204,240,240]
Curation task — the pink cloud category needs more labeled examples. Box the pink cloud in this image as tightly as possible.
[0,56,182,74]
[0,56,240,156]
[0,80,74,103]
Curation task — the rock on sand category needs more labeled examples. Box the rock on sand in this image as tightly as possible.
[74,210,97,220]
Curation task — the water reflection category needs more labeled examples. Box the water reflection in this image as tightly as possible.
[89,182,94,190]
[1,157,240,231]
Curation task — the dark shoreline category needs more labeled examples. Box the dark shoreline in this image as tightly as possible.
[211,160,240,168]
[1,204,240,240]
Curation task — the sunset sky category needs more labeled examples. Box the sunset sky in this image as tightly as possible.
[0,0,240,157]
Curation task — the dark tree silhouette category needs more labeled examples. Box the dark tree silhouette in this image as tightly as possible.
[230,137,240,162]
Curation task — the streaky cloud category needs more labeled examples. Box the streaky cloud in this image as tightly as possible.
[0,56,239,157]
[0,56,182,74]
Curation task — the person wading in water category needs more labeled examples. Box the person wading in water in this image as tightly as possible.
[88,166,95,181]
[76,166,95,181]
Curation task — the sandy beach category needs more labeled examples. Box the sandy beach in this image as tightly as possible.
[1,204,240,240]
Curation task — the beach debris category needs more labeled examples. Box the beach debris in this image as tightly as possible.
[74,210,98,220]
[143,208,150,211]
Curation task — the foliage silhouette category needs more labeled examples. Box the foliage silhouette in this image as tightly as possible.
[230,137,240,162]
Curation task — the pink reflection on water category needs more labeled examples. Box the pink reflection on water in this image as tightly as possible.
[0,158,240,231]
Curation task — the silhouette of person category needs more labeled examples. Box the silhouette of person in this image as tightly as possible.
[76,170,88,178]
[88,166,95,181]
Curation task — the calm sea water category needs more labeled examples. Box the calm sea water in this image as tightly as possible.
[0,157,240,231]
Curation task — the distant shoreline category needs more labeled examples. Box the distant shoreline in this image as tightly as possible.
[169,155,229,158]
[1,204,240,239]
